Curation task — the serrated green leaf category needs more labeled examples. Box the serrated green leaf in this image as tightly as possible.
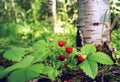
[89,52,113,65]
[48,69,58,80]
[20,55,34,67]
[54,60,62,69]
[79,59,98,79]
[32,40,49,63]
[42,66,54,74]
[27,64,45,73]
[0,63,23,79]
[81,44,96,55]
[3,47,25,62]
[32,50,48,63]
[0,56,35,79]
[8,68,39,82]
[68,59,78,70]
[33,40,47,51]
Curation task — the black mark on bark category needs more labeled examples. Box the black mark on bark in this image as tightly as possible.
[93,22,99,26]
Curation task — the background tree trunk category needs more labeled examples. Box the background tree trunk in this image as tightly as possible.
[76,1,115,81]
[47,0,57,29]
[77,0,110,46]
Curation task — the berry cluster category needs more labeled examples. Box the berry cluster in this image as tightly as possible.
[58,41,73,61]
[57,41,86,63]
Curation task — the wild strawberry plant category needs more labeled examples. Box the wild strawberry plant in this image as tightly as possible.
[0,34,114,82]
[68,44,113,79]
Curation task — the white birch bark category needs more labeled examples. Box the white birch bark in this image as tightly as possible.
[77,0,110,45]
[47,0,57,29]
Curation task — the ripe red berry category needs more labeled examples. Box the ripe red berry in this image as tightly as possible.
[77,55,86,63]
[65,47,73,54]
[58,41,65,47]
[64,80,68,82]
[58,55,66,61]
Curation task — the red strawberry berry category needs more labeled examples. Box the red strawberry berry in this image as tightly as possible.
[58,55,66,61]
[58,41,65,47]
[77,55,86,63]
[65,47,73,54]
[64,80,69,82]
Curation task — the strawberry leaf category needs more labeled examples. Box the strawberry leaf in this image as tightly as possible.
[81,44,96,55]
[20,55,34,67]
[33,40,47,51]
[8,68,39,82]
[41,66,59,80]
[48,69,58,81]
[0,56,34,79]
[54,60,62,69]
[42,66,54,74]
[89,52,113,65]
[32,50,48,63]
[79,59,98,79]
[27,64,45,73]
[3,47,25,62]
[32,40,49,63]
[0,63,23,79]
[68,59,78,70]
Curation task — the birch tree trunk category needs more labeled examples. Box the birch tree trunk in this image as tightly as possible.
[47,0,57,29]
[77,0,110,46]
[77,0,114,59]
